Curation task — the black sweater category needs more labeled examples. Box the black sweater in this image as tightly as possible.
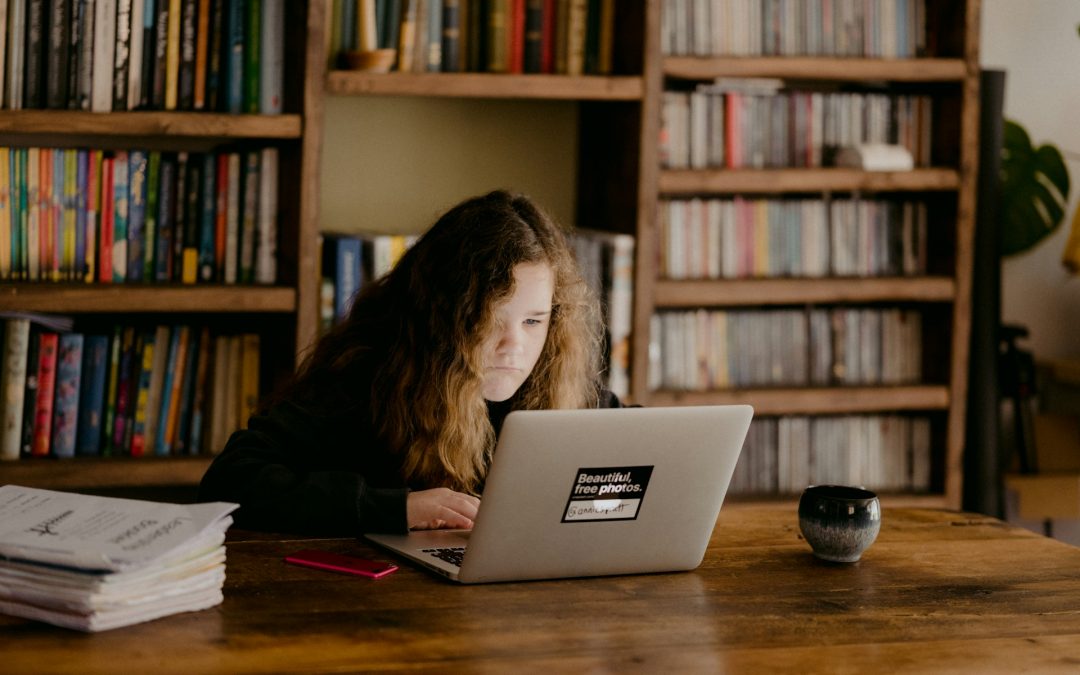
[198,378,624,536]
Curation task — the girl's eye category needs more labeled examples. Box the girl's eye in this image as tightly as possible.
[524,318,544,326]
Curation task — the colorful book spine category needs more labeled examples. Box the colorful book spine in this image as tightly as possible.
[154,152,176,281]
[0,147,10,279]
[193,0,211,110]
[75,333,110,456]
[164,0,182,109]
[99,325,123,456]
[243,0,260,113]
[26,147,39,280]
[173,323,201,454]
[113,0,133,110]
[224,152,240,283]
[238,150,259,283]
[85,150,101,282]
[128,327,157,456]
[198,152,217,282]
[0,318,31,461]
[111,150,129,282]
[19,327,42,457]
[177,0,198,109]
[180,153,201,283]
[51,332,85,458]
[30,331,59,457]
[155,324,188,455]
[110,326,137,455]
[98,154,115,282]
[224,0,244,113]
[74,149,88,281]
[127,150,148,281]
[143,151,160,279]
[63,150,77,280]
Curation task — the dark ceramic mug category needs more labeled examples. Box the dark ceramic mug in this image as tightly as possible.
[798,485,881,563]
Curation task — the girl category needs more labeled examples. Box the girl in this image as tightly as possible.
[199,190,625,535]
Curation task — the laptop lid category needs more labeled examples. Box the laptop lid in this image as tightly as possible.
[367,405,753,584]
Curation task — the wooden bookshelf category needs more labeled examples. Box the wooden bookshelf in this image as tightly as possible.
[629,0,982,509]
[0,2,326,494]
[0,111,303,139]
[325,72,644,100]
[0,285,297,313]
[659,168,962,194]
[653,278,957,307]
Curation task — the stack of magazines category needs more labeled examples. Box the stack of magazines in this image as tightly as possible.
[0,485,238,632]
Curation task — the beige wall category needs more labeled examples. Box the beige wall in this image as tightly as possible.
[982,0,1080,360]
[319,96,580,236]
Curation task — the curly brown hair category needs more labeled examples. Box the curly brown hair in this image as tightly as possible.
[292,191,604,493]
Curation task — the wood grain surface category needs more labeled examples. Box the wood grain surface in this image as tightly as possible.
[4,507,1080,674]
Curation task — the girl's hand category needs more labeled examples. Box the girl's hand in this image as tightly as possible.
[407,488,480,530]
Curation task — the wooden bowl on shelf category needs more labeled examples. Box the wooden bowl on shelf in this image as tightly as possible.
[343,49,397,73]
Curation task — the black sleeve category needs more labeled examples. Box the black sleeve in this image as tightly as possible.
[198,400,409,536]
[598,389,639,408]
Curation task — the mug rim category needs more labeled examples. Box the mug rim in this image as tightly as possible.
[802,484,878,501]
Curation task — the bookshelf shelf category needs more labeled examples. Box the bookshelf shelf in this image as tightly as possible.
[0,285,297,313]
[0,111,303,139]
[663,56,969,82]
[325,72,645,100]
[659,168,962,195]
[0,456,212,490]
[654,277,956,307]
[648,386,950,415]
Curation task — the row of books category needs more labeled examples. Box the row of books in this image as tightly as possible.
[333,0,617,75]
[570,229,634,399]
[662,0,927,58]
[648,307,923,390]
[0,146,278,284]
[729,413,932,496]
[318,231,418,330]
[0,314,260,462]
[659,197,928,280]
[1,0,284,113]
[660,81,933,170]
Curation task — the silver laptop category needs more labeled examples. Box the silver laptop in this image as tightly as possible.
[365,405,753,583]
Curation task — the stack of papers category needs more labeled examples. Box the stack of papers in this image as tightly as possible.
[0,485,238,632]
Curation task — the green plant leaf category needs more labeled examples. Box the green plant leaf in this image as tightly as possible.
[999,120,1071,256]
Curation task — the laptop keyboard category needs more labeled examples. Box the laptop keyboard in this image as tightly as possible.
[422,547,466,567]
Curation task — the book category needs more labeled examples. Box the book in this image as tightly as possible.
[30,331,59,457]
[142,151,160,279]
[111,150,129,282]
[197,152,217,282]
[204,0,224,110]
[173,323,201,455]
[223,0,244,112]
[75,333,110,457]
[259,0,282,113]
[91,0,117,112]
[150,0,168,108]
[192,0,210,109]
[6,0,26,109]
[243,0,259,112]
[0,485,237,632]
[19,326,42,457]
[255,147,277,284]
[164,0,181,109]
[126,150,148,281]
[154,152,177,281]
[320,233,363,323]
[109,326,136,455]
[24,0,46,108]
[97,155,114,282]
[141,324,171,458]
[155,325,189,455]
[223,152,240,283]
[0,318,30,461]
[113,0,132,110]
[126,0,144,108]
[238,150,258,283]
[128,327,157,457]
[440,0,461,72]
[50,332,85,458]
[46,0,71,109]
[99,325,122,456]
[177,0,197,109]
[186,325,211,455]
[138,0,157,109]
[180,153,201,284]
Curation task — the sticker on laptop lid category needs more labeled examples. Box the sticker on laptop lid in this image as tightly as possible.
[562,466,654,523]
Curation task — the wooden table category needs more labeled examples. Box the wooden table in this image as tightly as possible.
[5,507,1080,673]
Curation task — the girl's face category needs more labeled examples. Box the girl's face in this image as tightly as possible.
[480,262,554,402]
